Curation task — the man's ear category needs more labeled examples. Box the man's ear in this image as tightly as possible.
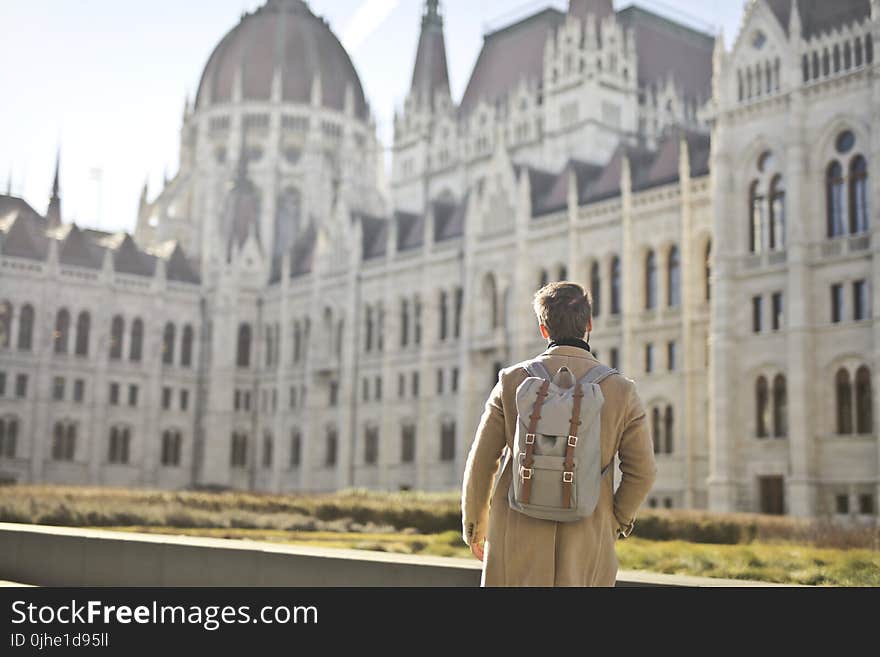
[539,324,550,339]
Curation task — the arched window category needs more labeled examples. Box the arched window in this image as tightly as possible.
[336,318,345,355]
[129,318,143,362]
[769,175,785,250]
[749,180,764,253]
[756,376,769,438]
[54,308,70,354]
[265,326,274,367]
[325,427,338,466]
[0,301,10,349]
[52,422,65,460]
[230,433,248,468]
[811,51,819,78]
[645,251,657,310]
[0,416,18,458]
[738,70,744,100]
[667,246,680,308]
[108,426,131,464]
[773,375,788,438]
[400,299,409,347]
[704,240,712,302]
[17,304,34,351]
[850,156,869,234]
[866,34,874,64]
[610,257,621,315]
[53,422,76,461]
[262,432,273,468]
[482,274,498,331]
[162,323,176,365]
[181,324,194,367]
[539,269,549,289]
[833,44,841,72]
[365,306,374,351]
[293,322,302,362]
[651,407,661,454]
[237,323,252,368]
[664,406,674,454]
[765,60,772,93]
[109,315,124,360]
[290,430,302,468]
[855,367,872,434]
[826,162,846,238]
[855,37,863,67]
[844,42,852,69]
[836,368,853,434]
[557,264,567,281]
[590,262,601,318]
[746,67,753,98]
[438,292,448,341]
[74,311,90,356]
[822,48,830,76]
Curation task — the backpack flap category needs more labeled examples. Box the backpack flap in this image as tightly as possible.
[515,377,604,440]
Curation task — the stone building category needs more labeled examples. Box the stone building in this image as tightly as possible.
[0,0,876,520]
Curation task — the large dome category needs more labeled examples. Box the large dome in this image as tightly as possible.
[195,0,369,120]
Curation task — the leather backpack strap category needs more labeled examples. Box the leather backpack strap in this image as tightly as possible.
[562,383,583,508]
[520,379,550,505]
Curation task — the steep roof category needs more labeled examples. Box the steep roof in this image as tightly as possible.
[359,213,388,261]
[460,8,565,117]
[765,0,871,39]
[396,211,424,252]
[0,194,200,282]
[433,198,465,241]
[617,5,715,103]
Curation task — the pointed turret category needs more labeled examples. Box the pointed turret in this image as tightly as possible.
[788,0,802,40]
[46,150,62,228]
[225,130,262,261]
[409,0,451,111]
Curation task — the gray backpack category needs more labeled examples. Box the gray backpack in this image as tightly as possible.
[502,359,618,522]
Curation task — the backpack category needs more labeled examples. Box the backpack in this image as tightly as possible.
[502,359,618,522]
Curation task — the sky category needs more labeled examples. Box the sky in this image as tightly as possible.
[0,0,746,234]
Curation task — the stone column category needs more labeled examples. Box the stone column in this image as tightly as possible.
[678,138,697,508]
[707,119,738,512]
[620,156,637,377]
[783,89,815,517]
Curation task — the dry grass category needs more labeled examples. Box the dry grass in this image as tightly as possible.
[3,485,878,585]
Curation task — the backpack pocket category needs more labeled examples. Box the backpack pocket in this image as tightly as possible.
[513,453,577,510]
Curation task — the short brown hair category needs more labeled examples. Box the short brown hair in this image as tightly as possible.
[532,281,592,341]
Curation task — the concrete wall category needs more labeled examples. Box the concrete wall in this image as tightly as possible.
[0,523,785,587]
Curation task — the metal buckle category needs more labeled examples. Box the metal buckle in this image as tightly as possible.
[567,435,578,447]
[525,433,536,445]
[521,467,533,480]
[562,471,574,483]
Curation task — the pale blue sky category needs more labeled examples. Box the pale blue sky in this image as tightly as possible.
[0,1,745,234]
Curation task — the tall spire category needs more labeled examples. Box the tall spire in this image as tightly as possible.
[409,0,451,110]
[5,168,11,196]
[47,149,62,228]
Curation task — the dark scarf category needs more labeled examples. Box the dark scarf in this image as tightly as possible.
[547,337,591,352]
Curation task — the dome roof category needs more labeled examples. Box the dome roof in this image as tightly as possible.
[195,0,369,120]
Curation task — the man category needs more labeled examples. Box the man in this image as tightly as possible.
[461,281,656,586]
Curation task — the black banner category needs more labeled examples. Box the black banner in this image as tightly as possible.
[0,586,869,652]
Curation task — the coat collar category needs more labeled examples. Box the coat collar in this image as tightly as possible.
[541,344,597,360]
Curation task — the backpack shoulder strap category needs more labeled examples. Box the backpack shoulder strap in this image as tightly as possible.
[522,359,552,381]
[578,364,618,386]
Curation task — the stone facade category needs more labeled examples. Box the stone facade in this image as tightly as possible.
[0,0,876,520]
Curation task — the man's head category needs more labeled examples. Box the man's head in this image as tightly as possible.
[532,281,593,342]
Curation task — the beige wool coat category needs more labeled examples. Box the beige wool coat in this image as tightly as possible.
[461,345,657,587]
